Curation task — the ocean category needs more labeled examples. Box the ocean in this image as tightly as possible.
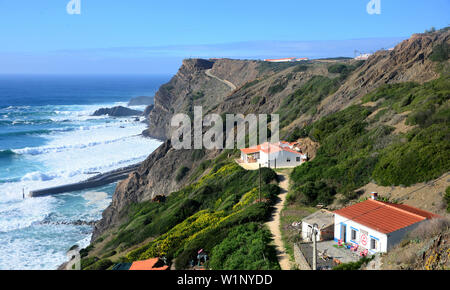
[0,74,169,270]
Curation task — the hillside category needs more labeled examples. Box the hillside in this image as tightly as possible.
[85,28,449,270]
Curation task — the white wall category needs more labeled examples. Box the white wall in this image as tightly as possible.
[386,222,423,251]
[334,214,387,253]
[302,223,334,242]
[261,150,304,168]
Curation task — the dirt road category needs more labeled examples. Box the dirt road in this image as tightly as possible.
[205,69,237,90]
[266,171,294,270]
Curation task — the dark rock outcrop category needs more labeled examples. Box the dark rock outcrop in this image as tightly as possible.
[92,106,143,117]
[128,96,154,106]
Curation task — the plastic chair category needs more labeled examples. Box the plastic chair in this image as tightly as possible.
[360,249,369,257]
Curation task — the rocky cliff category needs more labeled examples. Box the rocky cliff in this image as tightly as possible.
[92,29,449,241]
[142,58,264,140]
[316,30,449,120]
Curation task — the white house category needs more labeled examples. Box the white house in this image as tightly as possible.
[301,210,335,242]
[240,141,308,168]
[333,195,440,253]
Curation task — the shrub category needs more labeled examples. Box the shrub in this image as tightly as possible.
[445,187,450,213]
[80,257,99,269]
[84,259,113,270]
[176,166,190,182]
[429,42,449,62]
[407,218,450,240]
[333,256,373,270]
[209,223,280,270]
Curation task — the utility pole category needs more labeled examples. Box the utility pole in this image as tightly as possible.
[312,223,318,270]
[259,163,262,202]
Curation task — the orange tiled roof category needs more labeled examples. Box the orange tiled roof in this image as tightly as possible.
[129,258,169,271]
[240,142,304,155]
[334,199,440,234]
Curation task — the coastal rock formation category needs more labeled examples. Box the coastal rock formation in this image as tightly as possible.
[128,96,153,106]
[92,106,143,117]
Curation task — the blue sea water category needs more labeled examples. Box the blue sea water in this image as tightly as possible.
[0,74,168,269]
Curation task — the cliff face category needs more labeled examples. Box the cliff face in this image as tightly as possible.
[93,29,449,241]
[316,30,449,120]
[143,58,263,140]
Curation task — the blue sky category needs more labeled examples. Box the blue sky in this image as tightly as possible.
[0,0,448,74]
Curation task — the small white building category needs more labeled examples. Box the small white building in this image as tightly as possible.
[240,141,308,168]
[263,57,309,63]
[333,196,440,253]
[302,210,335,242]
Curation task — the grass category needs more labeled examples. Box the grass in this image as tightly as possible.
[84,156,282,270]
[288,74,450,206]
[277,75,341,128]
[280,204,317,262]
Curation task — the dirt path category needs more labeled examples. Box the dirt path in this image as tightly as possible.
[266,171,293,270]
[205,69,237,90]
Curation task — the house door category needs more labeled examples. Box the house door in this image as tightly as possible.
[341,224,347,243]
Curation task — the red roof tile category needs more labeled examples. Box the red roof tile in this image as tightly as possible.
[129,258,169,270]
[333,199,439,234]
[240,142,304,155]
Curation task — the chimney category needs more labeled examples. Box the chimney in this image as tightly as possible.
[370,192,378,200]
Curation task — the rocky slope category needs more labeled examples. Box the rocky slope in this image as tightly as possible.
[316,30,448,120]
[143,58,264,140]
[92,28,449,242]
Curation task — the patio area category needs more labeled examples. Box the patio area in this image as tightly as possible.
[296,240,362,269]
[316,240,362,264]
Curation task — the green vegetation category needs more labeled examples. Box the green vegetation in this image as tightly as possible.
[208,223,280,270]
[268,76,291,95]
[84,259,113,271]
[289,105,378,205]
[333,256,374,270]
[328,61,364,80]
[192,91,205,100]
[277,76,341,128]
[365,76,450,186]
[257,61,300,74]
[241,79,260,90]
[430,42,449,62]
[289,74,449,205]
[175,166,190,182]
[89,157,281,270]
[445,187,450,213]
[292,64,309,73]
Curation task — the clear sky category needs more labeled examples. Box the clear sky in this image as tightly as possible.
[0,0,448,74]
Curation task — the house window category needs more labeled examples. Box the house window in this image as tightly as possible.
[296,157,301,162]
[370,238,377,250]
[351,229,357,241]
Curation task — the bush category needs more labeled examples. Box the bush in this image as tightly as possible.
[445,187,450,213]
[209,223,280,270]
[176,166,190,182]
[333,256,373,270]
[407,218,450,240]
[429,42,449,62]
[372,125,450,186]
[80,257,99,269]
[84,259,113,270]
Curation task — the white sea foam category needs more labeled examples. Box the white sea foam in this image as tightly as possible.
[0,101,161,269]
